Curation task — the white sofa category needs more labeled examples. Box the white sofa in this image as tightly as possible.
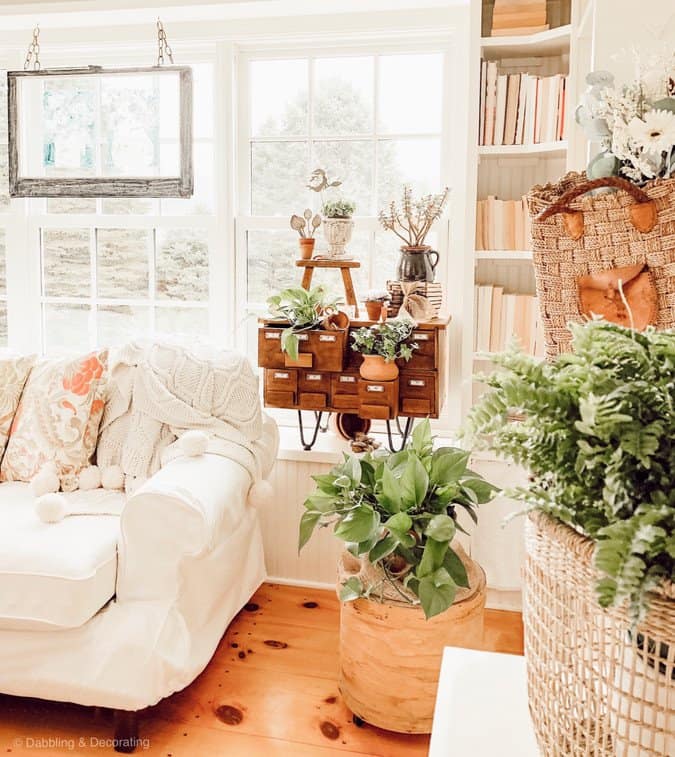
[0,362,278,752]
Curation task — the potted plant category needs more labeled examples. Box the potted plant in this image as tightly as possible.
[266,285,343,363]
[299,419,497,732]
[466,320,675,756]
[350,319,417,381]
[322,199,356,260]
[290,208,321,259]
[378,185,449,282]
[363,288,390,321]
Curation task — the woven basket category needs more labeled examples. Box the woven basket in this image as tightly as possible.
[525,511,675,756]
[528,172,675,359]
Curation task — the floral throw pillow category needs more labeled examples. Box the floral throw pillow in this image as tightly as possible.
[0,355,36,463]
[1,351,108,484]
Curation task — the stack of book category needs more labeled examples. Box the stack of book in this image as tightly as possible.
[479,63,568,146]
[474,284,544,357]
[490,0,548,36]
[475,196,532,251]
[386,281,443,318]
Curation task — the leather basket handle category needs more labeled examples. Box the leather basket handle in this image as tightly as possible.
[537,176,657,240]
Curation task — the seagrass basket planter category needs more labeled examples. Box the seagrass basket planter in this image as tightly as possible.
[525,511,675,756]
[528,172,675,360]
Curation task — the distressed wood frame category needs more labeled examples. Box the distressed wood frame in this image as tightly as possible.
[7,65,193,198]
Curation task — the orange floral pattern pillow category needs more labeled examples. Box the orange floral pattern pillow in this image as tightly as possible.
[1,351,108,484]
[0,356,36,463]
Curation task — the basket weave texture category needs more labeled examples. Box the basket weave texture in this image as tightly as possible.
[528,171,675,359]
[525,512,675,756]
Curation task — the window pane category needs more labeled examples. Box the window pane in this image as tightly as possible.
[313,57,373,135]
[161,142,214,215]
[251,141,309,216]
[155,307,208,338]
[0,228,5,292]
[247,230,297,303]
[42,228,91,298]
[100,74,164,176]
[96,228,150,298]
[156,228,208,301]
[0,71,9,212]
[47,197,97,214]
[44,303,90,355]
[378,53,443,134]
[97,305,150,346]
[313,140,374,216]
[192,63,215,140]
[377,138,442,209]
[101,197,156,215]
[250,59,308,137]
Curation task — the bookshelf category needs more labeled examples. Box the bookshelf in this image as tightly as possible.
[466,1,589,404]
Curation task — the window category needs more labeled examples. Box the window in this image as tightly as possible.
[0,69,9,347]
[30,60,217,354]
[238,50,446,318]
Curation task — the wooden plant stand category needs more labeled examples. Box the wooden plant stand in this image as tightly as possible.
[296,259,360,317]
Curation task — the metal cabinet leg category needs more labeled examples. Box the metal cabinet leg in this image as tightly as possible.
[385,416,414,452]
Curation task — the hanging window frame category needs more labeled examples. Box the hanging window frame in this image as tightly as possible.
[7,65,194,198]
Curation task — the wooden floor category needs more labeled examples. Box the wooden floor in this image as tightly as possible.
[0,583,523,756]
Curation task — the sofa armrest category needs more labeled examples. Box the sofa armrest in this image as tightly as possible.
[116,454,252,602]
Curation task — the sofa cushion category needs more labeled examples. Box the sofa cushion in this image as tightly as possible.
[1,351,108,487]
[0,483,122,630]
[0,355,35,462]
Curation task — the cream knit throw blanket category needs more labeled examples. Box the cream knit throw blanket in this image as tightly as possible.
[96,341,263,493]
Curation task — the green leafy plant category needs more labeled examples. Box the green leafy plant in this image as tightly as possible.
[299,419,498,619]
[322,199,356,219]
[267,286,342,360]
[351,319,417,363]
[465,321,675,622]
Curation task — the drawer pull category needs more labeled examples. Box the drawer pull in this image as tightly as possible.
[409,379,426,387]
[306,373,322,381]
[366,385,385,393]
[319,334,337,342]
[339,375,356,383]
[412,332,430,341]
[264,332,281,340]
[273,371,290,379]
[297,334,309,341]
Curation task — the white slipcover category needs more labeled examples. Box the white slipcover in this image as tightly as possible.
[0,415,278,711]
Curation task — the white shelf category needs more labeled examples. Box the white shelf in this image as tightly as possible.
[478,140,567,158]
[475,250,533,261]
[480,24,571,58]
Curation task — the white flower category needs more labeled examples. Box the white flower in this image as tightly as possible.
[627,109,675,153]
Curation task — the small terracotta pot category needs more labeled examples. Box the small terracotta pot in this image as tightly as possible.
[298,238,315,260]
[359,354,399,381]
[321,310,350,331]
[365,300,383,321]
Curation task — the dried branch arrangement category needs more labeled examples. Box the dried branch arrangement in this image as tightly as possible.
[378,186,450,247]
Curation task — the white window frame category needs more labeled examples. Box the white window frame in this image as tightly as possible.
[234,37,454,430]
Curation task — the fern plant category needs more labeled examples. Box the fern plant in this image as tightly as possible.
[465,321,675,621]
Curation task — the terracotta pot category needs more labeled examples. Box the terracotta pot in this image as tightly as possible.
[298,237,315,260]
[321,310,350,331]
[365,300,383,321]
[337,547,486,733]
[359,354,398,381]
[331,412,371,441]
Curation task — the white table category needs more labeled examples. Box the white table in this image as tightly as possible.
[429,647,540,757]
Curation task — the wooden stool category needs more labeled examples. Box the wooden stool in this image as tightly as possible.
[296,259,360,317]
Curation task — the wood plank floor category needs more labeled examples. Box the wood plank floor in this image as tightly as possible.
[0,583,523,756]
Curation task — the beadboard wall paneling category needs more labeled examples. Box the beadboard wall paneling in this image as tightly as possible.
[477,155,566,201]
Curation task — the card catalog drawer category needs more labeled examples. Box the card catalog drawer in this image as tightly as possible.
[258,328,285,368]
[358,378,398,419]
[307,330,347,372]
[298,392,327,410]
[399,371,437,417]
[299,371,331,394]
[265,389,295,408]
[265,368,298,392]
[399,329,437,371]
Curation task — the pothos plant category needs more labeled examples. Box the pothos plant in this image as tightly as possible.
[299,419,498,619]
[350,319,417,363]
[267,285,342,360]
[465,320,675,622]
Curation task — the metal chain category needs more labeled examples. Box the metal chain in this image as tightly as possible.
[23,24,41,71]
[156,18,174,66]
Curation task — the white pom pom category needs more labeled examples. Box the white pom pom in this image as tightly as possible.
[36,493,67,523]
[30,465,60,497]
[101,465,125,490]
[247,479,274,508]
[78,465,101,491]
[179,430,209,457]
